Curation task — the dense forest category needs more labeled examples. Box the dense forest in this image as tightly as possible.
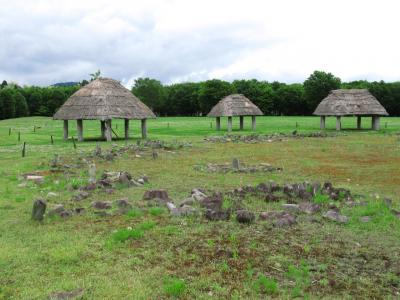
[1,71,400,120]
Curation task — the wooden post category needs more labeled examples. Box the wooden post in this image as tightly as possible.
[72,136,77,149]
[18,131,20,142]
[239,116,244,130]
[22,142,26,157]
[105,119,112,142]
[251,116,256,131]
[100,121,106,139]
[77,119,83,142]
[8,128,11,135]
[357,116,361,130]
[124,119,129,140]
[63,120,68,140]
[227,116,232,132]
[216,117,221,131]
[33,125,36,132]
[336,116,341,131]
[50,135,54,145]
[319,117,325,130]
[372,116,380,130]
[141,119,147,139]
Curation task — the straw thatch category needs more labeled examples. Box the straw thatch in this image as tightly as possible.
[313,89,388,116]
[207,94,263,117]
[53,78,156,120]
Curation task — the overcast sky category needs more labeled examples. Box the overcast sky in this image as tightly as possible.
[1,0,399,87]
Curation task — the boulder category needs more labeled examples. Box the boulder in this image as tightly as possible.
[236,210,255,224]
[91,201,112,210]
[47,204,65,217]
[204,209,230,221]
[299,202,321,214]
[32,199,46,221]
[199,193,223,210]
[143,190,169,201]
[282,204,300,213]
[323,210,348,223]
[115,198,132,209]
[72,191,90,201]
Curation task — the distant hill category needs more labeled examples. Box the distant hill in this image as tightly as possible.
[51,82,79,87]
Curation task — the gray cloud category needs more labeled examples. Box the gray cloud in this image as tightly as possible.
[1,0,400,86]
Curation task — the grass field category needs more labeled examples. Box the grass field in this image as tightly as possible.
[1,116,400,299]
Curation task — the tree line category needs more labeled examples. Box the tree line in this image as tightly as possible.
[1,71,400,120]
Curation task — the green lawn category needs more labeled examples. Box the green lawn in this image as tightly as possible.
[0,116,399,299]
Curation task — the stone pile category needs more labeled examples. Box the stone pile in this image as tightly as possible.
[204,132,336,143]
[194,159,283,174]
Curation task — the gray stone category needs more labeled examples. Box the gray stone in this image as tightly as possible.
[72,191,90,201]
[47,204,65,217]
[75,207,86,214]
[236,210,255,224]
[32,199,46,221]
[199,193,223,210]
[180,197,195,207]
[115,198,132,208]
[282,204,300,213]
[49,288,84,300]
[191,188,207,201]
[47,192,58,197]
[299,202,321,214]
[26,175,44,185]
[91,201,112,210]
[204,209,230,221]
[323,210,348,223]
[392,210,400,219]
[232,158,240,170]
[169,204,198,217]
[274,213,297,227]
[143,190,169,201]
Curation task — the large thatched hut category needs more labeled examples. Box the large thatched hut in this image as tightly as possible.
[53,78,156,141]
[207,94,263,132]
[313,89,388,130]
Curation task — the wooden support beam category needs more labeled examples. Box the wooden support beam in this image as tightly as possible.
[77,119,83,142]
[336,116,341,131]
[63,120,68,140]
[372,116,380,130]
[141,119,147,139]
[100,121,106,139]
[251,116,256,131]
[357,116,362,130]
[227,116,232,132]
[320,116,326,130]
[124,119,129,140]
[105,119,112,142]
[239,116,244,130]
[216,117,221,131]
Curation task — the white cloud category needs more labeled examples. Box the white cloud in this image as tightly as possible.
[0,0,399,86]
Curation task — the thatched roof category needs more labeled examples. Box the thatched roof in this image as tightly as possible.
[313,89,388,116]
[207,94,263,117]
[53,78,156,120]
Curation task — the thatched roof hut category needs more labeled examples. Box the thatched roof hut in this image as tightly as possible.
[53,78,156,141]
[313,89,388,130]
[207,94,263,131]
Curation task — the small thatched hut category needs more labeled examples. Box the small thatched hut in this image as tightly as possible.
[313,89,388,130]
[207,94,263,132]
[53,78,156,141]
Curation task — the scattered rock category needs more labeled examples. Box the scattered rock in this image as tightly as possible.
[72,191,90,201]
[199,193,223,210]
[392,210,400,219]
[75,207,86,214]
[168,202,198,217]
[191,188,207,201]
[143,190,169,201]
[232,158,240,170]
[115,198,132,209]
[384,197,392,207]
[180,197,195,207]
[32,199,46,221]
[323,210,348,223]
[204,209,230,221]
[47,204,65,217]
[259,211,297,227]
[26,175,44,185]
[282,203,300,213]
[47,192,58,198]
[299,202,321,214]
[91,201,112,210]
[49,288,84,300]
[236,210,255,224]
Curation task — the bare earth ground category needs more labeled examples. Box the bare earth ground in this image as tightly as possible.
[0,116,400,299]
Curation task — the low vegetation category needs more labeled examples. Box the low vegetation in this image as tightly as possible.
[0,116,399,299]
